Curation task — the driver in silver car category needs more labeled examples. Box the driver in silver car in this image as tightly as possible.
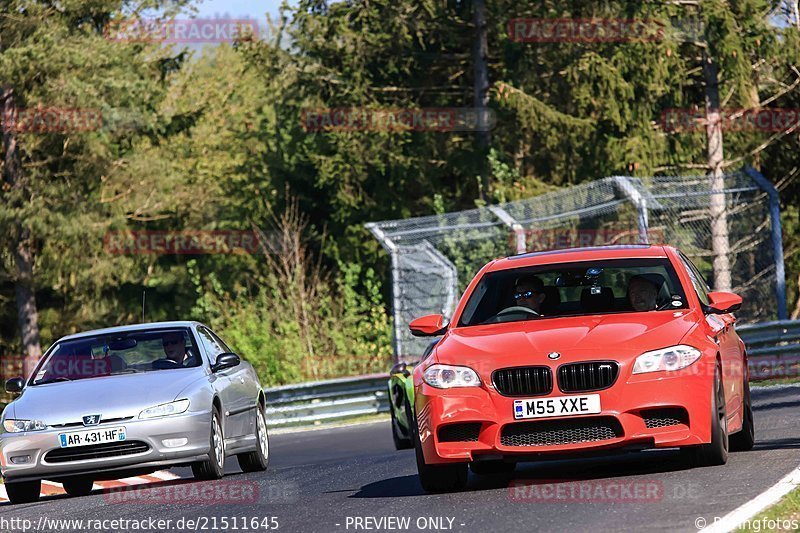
[513,275,547,314]
[161,332,196,366]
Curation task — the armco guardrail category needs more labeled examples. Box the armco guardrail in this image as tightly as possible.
[737,319,800,380]
[265,373,390,428]
[264,320,800,427]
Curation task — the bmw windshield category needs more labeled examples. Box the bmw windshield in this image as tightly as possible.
[458,258,689,327]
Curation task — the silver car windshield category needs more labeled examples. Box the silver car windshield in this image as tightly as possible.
[30,328,202,386]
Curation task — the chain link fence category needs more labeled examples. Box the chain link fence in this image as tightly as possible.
[367,167,787,361]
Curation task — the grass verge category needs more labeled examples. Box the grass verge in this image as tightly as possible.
[737,485,800,532]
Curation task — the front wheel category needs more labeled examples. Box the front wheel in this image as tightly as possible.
[686,364,729,466]
[5,480,41,504]
[237,404,270,472]
[730,376,755,452]
[390,401,412,450]
[411,411,467,492]
[192,407,225,480]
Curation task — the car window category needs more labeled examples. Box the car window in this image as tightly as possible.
[458,258,688,327]
[679,252,711,306]
[30,328,201,385]
[197,326,230,360]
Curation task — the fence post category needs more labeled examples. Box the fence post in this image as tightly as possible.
[744,167,788,320]
[613,176,650,244]
[488,205,526,253]
[366,223,403,362]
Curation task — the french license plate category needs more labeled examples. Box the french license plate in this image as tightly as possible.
[513,394,601,420]
[58,426,127,448]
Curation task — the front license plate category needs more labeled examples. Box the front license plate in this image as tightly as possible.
[513,394,601,420]
[58,426,126,448]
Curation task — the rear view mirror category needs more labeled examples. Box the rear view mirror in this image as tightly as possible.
[706,291,743,314]
[5,377,24,393]
[409,314,448,337]
[108,338,138,351]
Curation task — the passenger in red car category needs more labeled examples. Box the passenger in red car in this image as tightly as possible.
[628,275,659,311]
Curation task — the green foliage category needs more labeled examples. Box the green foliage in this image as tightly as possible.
[1,0,800,387]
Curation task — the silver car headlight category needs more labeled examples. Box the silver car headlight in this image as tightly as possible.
[423,364,481,388]
[3,419,48,433]
[632,345,702,374]
[138,399,190,419]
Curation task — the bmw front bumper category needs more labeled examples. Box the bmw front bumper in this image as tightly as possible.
[415,362,715,465]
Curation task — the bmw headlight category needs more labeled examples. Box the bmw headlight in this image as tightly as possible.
[3,419,47,433]
[632,345,702,374]
[423,364,481,389]
[138,399,190,419]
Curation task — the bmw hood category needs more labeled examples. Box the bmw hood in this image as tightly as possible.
[8,370,205,426]
[437,311,699,369]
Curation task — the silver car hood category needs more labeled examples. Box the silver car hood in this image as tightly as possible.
[10,369,206,425]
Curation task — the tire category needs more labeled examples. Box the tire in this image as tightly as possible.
[686,364,729,466]
[192,406,225,480]
[391,401,412,450]
[470,460,516,475]
[5,480,41,504]
[63,477,94,497]
[237,404,270,472]
[730,375,755,452]
[410,407,468,493]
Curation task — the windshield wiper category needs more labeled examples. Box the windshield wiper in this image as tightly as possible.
[110,368,141,375]
[33,377,72,386]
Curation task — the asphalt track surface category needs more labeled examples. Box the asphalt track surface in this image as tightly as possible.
[3,384,799,533]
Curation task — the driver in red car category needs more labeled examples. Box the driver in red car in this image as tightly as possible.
[514,275,547,314]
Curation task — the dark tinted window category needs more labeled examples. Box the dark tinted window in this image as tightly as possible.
[458,258,688,327]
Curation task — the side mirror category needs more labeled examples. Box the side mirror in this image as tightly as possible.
[5,377,24,394]
[409,314,448,337]
[390,362,410,377]
[211,353,241,373]
[706,291,743,314]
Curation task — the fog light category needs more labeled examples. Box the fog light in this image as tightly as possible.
[162,438,188,448]
[10,455,31,464]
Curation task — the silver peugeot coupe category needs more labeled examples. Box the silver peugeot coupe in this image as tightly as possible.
[0,321,269,504]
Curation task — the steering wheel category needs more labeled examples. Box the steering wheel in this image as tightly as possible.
[496,306,540,317]
[152,358,180,370]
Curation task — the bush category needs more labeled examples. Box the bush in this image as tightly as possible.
[189,201,393,386]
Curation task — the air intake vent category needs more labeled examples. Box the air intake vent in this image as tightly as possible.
[438,423,481,442]
[642,408,689,429]
[557,361,619,392]
[492,366,553,397]
[501,417,623,447]
[44,441,149,463]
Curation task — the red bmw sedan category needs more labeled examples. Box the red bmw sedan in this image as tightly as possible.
[409,245,754,492]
